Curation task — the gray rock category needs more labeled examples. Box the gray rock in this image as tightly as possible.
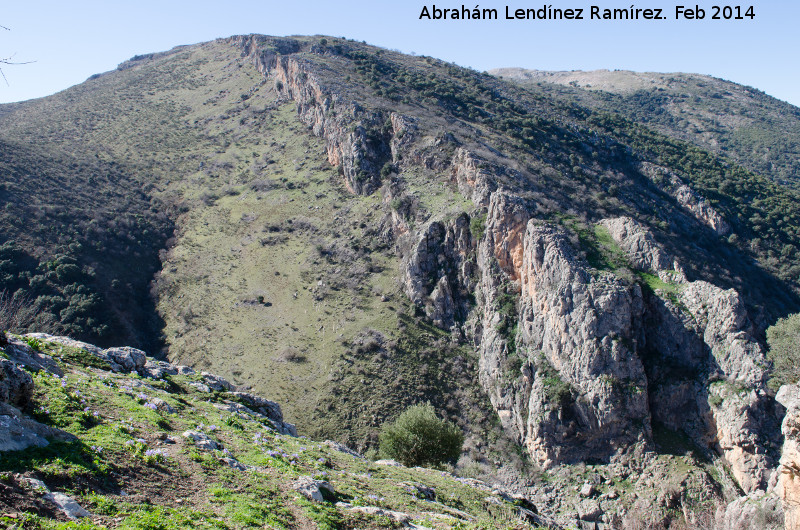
[43,492,92,519]
[638,162,731,236]
[323,440,364,459]
[399,481,436,500]
[23,477,48,491]
[374,459,404,467]
[600,217,679,274]
[0,358,34,408]
[102,346,147,374]
[220,457,249,471]
[201,372,234,392]
[600,214,775,493]
[149,397,176,414]
[0,413,51,451]
[144,360,178,379]
[292,475,334,502]
[580,483,596,498]
[176,365,196,375]
[721,490,783,530]
[399,213,476,330]
[484,221,650,467]
[228,391,296,436]
[189,382,211,393]
[577,500,603,521]
[24,333,103,357]
[3,337,62,375]
[336,503,411,524]
[182,430,220,451]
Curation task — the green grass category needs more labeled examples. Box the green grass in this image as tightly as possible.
[2,347,531,529]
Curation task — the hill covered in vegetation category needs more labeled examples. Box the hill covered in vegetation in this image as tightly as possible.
[2,35,800,528]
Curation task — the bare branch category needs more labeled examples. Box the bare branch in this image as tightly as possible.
[0,25,34,85]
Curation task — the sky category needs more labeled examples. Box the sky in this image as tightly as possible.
[1,1,798,106]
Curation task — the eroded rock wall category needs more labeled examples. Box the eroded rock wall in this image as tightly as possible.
[604,216,774,492]
[234,35,392,195]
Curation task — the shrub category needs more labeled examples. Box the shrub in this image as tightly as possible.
[767,312,800,389]
[469,214,486,241]
[379,404,463,467]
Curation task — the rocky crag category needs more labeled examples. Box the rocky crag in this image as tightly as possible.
[2,34,800,527]
[229,35,799,526]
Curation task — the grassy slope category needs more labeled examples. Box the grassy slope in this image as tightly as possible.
[0,39,503,456]
[0,335,528,529]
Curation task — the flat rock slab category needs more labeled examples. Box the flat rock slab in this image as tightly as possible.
[43,492,92,519]
[292,476,334,503]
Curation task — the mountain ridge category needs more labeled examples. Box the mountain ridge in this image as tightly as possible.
[2,34,800,527]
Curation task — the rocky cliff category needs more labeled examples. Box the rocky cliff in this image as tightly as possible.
[3,34,800,527]
[231,32,788,499]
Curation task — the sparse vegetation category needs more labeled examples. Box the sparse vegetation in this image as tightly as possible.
[767,311,800,389]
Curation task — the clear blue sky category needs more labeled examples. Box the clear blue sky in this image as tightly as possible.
[2,1,798,106]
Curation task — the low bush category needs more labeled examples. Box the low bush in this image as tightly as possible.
[379,404,463,468]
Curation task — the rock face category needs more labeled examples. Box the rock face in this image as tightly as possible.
[480,220,651,466]
[235,35,392,196]
[400,214,476,329]
[0,358,34,409]
[776,385,800,530]
[638,162,731,236]
[402,190,776,491]
[604,216,774,492]
[228,35,778,501]
[450,147,498,207]
[599,217,683,279]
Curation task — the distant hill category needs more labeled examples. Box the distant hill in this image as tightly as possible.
[491,67,800,190]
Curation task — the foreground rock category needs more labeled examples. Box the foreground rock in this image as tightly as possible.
[292,476,335,503]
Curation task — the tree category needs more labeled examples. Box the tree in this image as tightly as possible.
[378,404,463,468]
[767,312,800,389]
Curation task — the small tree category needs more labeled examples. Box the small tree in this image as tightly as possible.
[379,404,463,468]
[767,312,800,389]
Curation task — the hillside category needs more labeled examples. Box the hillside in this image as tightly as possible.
[2,35,800,527]
[491,68,800,191]
[0,332,544,529]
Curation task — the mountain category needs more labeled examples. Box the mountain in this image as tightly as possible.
[491,68,800,191]
[2,35,800,527]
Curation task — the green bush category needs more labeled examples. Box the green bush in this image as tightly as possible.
[767,312,800,389]
[379,404,463,467]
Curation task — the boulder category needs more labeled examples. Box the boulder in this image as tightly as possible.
[0,358,34,408]
[182,430,220,451]
[292,476,334,503]
[102,346,147,374]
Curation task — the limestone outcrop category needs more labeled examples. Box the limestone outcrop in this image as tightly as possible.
[604,216,774,492]
[776,385,800,530]
[0,332,296,452]
[480,219,651,466]
[399,214,476,329]
[234,35,392,196]
[638,162,731,236]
